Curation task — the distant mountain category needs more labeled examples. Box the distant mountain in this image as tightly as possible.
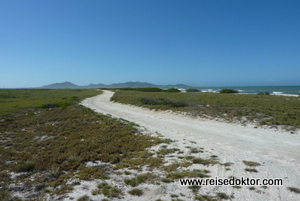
[41,81,81,89]
[84,83,108,88]
[41,81,193,89]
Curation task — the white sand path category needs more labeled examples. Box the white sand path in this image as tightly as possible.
[81,90,300,200]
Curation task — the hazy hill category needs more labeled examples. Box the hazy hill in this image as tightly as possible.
[41,81,80,89]
[41,81,192,89]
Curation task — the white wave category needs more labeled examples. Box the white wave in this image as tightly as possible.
[201,89,217,93]
[272,91,283,94]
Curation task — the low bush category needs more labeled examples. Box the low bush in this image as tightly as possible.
[128,188,143,196]
[216,192,231,200]
[77,195,91,201]
[186,88,200,92]
[164,88,180,93]
[99,183,122,198]
[219,89,239,93]
[245,168,258,173]
[40,102,60,109]
[18,162,36,172]
[257,92,270,95]
[139,97,188,108]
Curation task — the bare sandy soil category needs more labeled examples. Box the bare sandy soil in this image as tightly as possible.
[78,90,300,201]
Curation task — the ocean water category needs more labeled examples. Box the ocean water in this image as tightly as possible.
[182,86,300,95]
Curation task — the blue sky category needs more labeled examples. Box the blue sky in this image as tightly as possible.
[1,0,300,88]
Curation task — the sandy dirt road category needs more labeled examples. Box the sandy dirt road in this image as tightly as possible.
[81,90,300,200]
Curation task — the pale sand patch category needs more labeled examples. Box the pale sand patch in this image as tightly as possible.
[77,90,300,201]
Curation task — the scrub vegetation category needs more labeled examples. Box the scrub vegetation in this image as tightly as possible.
[0,89,99,117]
[0,89,162,200]
[1,88,298,200]
[0,88,219,200]
[111,89,300,131]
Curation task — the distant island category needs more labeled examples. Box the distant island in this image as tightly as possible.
[41,81,193,89]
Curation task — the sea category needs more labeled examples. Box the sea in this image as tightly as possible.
[180,86,300,95]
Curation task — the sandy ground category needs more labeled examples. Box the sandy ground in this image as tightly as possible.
[77,90,300,201]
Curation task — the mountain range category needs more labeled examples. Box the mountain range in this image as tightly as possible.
[41,81,193,89]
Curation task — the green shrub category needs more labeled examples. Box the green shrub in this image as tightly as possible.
[161,178,173,183]
[77,195,91,201]
[216,192,230,200]
[124,174,148,187]
[164,88,180,92]
[57,101,71,108]
[139,97,188,107]
[194,195,216,200]
[245,168,258,173]
[0,187,10,200]
[257,92,270,95]
[97,182,122,198]
[69,96,79,101]
[219,89,239,93]
[18,162,35,172]
[128,188,143,196]
[186,89,200,92]
[40,102,60,109]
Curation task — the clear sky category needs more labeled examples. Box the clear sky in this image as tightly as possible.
[1,0,300,88]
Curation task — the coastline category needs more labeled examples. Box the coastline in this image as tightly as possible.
[271,93,299,97]
[184,86,300,96]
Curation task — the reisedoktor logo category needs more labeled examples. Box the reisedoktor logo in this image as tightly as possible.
[179,177,283,186]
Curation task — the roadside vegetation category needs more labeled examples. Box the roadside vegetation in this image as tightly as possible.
[0,89,163,200]
[0,88,221,200]
[0,88,297,200]
[0,89,100,117]
[111,89,300,131]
